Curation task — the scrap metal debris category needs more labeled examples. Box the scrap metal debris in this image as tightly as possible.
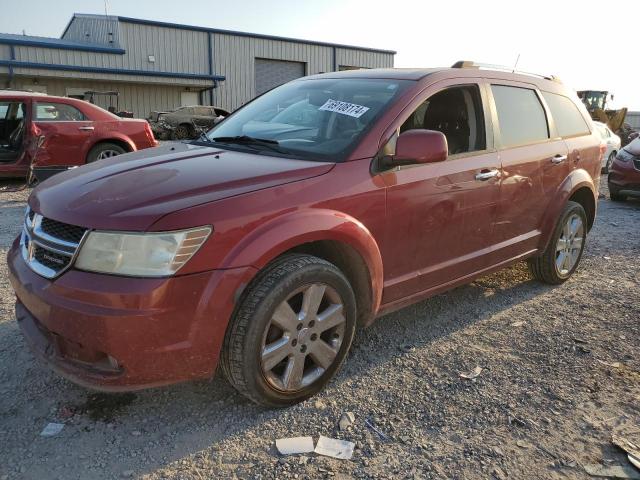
[275,436,315,455]
[314,435,355,460]
[364,418,389,441]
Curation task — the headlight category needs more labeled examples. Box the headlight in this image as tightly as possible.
[75,227,211,277]
[616,149,633,162]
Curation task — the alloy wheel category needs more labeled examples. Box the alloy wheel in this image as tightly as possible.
[555,213,584,276]
[260,283,346,392]
[96,149,122,160]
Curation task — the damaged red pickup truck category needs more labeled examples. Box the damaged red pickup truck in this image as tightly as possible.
[8,63,603,406]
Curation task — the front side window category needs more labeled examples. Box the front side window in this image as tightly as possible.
[542,91,590,138]
[491,85,549,148]
[399,85,486,155]
[205,78,411,161]
[34,102,86,121]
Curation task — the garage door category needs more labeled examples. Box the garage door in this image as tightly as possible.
[255,59,305,96]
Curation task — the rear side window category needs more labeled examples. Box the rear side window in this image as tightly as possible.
[34,102,86,121]
[491,85,549,147]
[542,92,590,138]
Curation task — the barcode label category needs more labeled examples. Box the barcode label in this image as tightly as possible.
[319,99,370,118]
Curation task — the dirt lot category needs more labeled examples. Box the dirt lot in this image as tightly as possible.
[0,177,638,480]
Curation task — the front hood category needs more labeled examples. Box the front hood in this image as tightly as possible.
[624,138,640,156]
[30,142,333,231]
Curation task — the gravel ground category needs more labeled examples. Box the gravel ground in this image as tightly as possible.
[0,177,638,480]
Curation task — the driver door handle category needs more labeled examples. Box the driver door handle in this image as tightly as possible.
[475,168,500,181]
[78,126,94,131]
[551,154,567,164]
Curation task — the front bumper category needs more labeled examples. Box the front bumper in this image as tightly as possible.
[8,239,256,391]
[609,158,640,197]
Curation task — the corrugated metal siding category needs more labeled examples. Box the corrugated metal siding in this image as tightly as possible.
[118,22,209,75]
[10,76,189,118]
[211,34,390,111]
[0,44,10,60]
[336,48,394,69]
[2,18,394,114]
[11,25,210,80]
[626,112,640,130]
[62,15,121,47]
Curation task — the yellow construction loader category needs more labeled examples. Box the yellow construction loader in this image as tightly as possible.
[577,90,633,144]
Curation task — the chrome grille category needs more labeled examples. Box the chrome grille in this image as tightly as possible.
[20,208,88,279]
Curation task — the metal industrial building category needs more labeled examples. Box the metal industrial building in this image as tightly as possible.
[0,14,395,118]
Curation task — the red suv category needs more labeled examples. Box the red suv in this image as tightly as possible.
[608,136,640,201]
[0,91,157,179]
[8,63,602,406]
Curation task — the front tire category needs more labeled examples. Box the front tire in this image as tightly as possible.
[528,201,587,284]
[609,184,626,202]
[603,151,615,173]
[221,254,357,407]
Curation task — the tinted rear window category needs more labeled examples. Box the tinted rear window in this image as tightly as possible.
[491,85,549,148]
[542,91,590,138]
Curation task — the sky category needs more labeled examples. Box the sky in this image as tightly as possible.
[2,0,638,110]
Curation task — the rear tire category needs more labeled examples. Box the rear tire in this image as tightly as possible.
[603,152,615,173]
[86,143,126,163]
[221,254,356,407]
[173,124,193,140]
[528,201,587,285]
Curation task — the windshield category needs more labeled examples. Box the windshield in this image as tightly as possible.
[205,78,411,161]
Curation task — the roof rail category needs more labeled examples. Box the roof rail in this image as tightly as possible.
[451,60,562,83]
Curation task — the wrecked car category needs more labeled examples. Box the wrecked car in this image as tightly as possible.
[148,105,229,140]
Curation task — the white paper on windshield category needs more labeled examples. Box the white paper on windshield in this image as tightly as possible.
[319,99,370,118]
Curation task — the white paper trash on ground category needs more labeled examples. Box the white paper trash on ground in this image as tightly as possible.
[40,423,64,437]
[315,435,355,460]
[275,436,315,455]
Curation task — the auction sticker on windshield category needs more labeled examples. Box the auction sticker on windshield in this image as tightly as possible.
[319,99,370,118]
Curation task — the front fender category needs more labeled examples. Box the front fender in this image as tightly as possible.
[221,208,384,317]
[538,168,597,252]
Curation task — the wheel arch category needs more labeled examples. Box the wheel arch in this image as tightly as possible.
[86,137,136,161]
[222,209,384,326]
[538,169,597,252]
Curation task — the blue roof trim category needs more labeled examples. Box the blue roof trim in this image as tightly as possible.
[115,15,397,55]
[0,60,225,82]
[0,34,125,54]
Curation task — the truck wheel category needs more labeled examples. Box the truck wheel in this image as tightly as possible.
[221,254,357,407]
[87,143,126,163]
[174,124,193,140]
[528,201,587,285]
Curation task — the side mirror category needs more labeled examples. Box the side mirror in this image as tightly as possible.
[391,129,448,166]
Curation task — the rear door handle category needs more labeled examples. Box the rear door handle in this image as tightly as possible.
[475,169,500,181]
[78,126,94,131]
[551,154,567,164]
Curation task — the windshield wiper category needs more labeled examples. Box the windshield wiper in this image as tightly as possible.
[210,135,288,153]
[212,135,279,145]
